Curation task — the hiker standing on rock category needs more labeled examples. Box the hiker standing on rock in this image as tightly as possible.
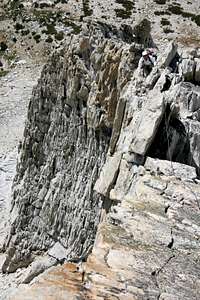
[138,49,157,77]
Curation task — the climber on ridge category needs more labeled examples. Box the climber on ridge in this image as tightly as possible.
[138,48,157,77]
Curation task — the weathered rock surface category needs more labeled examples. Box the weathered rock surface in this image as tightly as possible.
[2,20,150,273]
[145,157,197,180]
[20,255,57,284]
[94,152,122,197]
[156,41,178,69]
[129,87,165,156]
[2,16,200,300]
[10,164,200,299]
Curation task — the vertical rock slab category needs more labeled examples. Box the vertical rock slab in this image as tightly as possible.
[94,152,122,197]
[129,88,165,156]
[156,42,178,69]
[3,39,111,272]
[2,22,144,272]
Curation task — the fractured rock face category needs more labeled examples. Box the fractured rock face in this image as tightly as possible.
[84,38,200,299]
[2,20,150,273]
[89,166,200,300]
[2,15,200,300]
[10,162,200,300]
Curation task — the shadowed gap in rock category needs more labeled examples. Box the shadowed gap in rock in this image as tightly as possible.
[147,104,199,175]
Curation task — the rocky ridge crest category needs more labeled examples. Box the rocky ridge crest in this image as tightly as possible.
[1,18,200,300]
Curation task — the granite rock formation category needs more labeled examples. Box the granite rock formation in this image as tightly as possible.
[2,19,152,273]
[2,18,200,300]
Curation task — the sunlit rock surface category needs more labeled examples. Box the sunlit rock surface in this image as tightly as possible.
[1,13,200,300]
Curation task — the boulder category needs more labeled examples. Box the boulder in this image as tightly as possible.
[48,242,68,261]
[21,256,57,284]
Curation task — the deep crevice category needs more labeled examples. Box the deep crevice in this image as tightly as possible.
[147,104,199,175]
